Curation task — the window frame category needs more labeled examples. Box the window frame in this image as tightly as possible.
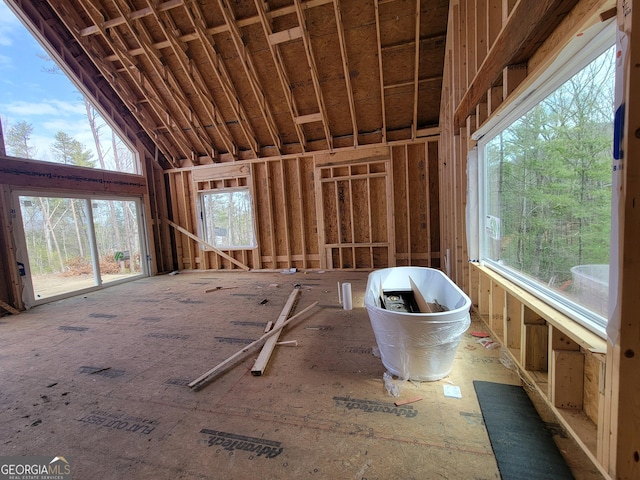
[475,21,616,338]
[197,186,258,251]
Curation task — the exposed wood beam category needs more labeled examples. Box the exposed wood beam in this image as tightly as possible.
[143,0,240,158]
[333,0,358,147]
[295,113,323,124]
[183,1,260,157]
[97,4,335,61]
[374,0,387,143]
[412,0,421,140]
[380,33,447,51]
[106,0,215,163]
[78,2,196,161]
[269,26,303,45]
[80,0,334,38]
[416,126,441,137]
[293,0,333,150]
[253,0,308,150]
[52,0,189,165]
[217,0,283,153]
[0,299,20,315]
[384,75,443,90]
[188,301,319,389]
[34,0,178,167]
[454,0,579,131]
[164,218,250,271]
[251,288,301,376]
[80,0,184,36]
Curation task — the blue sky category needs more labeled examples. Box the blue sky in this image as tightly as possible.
[0,1,103,162]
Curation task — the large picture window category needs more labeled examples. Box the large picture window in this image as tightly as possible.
[199,188,257,249]
[480,37,615,332]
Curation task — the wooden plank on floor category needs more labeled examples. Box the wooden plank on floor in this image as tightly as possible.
[189,301,318,390]
[251,288,301,376]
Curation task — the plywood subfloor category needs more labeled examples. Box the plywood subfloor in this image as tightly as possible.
[0,271,603,479]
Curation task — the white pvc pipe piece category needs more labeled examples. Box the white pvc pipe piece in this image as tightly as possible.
[342,282,353,310]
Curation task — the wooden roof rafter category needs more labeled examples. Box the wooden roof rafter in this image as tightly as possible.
[80,0,336,39]
[332,0,358,148]
[253,0,308,151]
[80,0,185,37]
[385,74,443,90]
[46,0,184,166]
[216,0,283,153]
[141,0,240,159]
[293,0,333,150]
[9,0,450,166]
[34,27,166,165]
[183,0,260,158]
[412,0,421,140]
[107,0,224,163]
[453,0,580,131]
[374,0,387,143]
[88,4,204,164]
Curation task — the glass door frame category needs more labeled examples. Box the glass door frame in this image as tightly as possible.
[12,190,149,308]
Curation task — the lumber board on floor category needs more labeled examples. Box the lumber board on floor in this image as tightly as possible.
[251,288,301,376]
[189,301,318,390]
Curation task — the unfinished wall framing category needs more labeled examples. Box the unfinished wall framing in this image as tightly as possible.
[470,264,607,474]
[439,1,628,478]
[163,140,440,272]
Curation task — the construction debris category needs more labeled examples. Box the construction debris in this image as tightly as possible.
[204,286,237,293]
[188,302,319,390]
[252,288,300,376]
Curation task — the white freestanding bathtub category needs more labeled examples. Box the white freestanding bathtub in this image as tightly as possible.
[365,267,471,381]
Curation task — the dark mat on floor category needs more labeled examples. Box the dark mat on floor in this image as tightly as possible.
[473,380,574,480]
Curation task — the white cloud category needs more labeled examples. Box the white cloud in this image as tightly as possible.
[2,99,87,117]
[0,3,21,47]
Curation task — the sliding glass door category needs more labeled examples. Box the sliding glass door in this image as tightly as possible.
[14,193,147,306]
[91,199,143,284]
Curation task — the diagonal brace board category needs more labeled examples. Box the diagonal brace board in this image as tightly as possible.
[251,287,300,376]
[0,300,20,315]
[164,218,250,271]
[189,301,319,390]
